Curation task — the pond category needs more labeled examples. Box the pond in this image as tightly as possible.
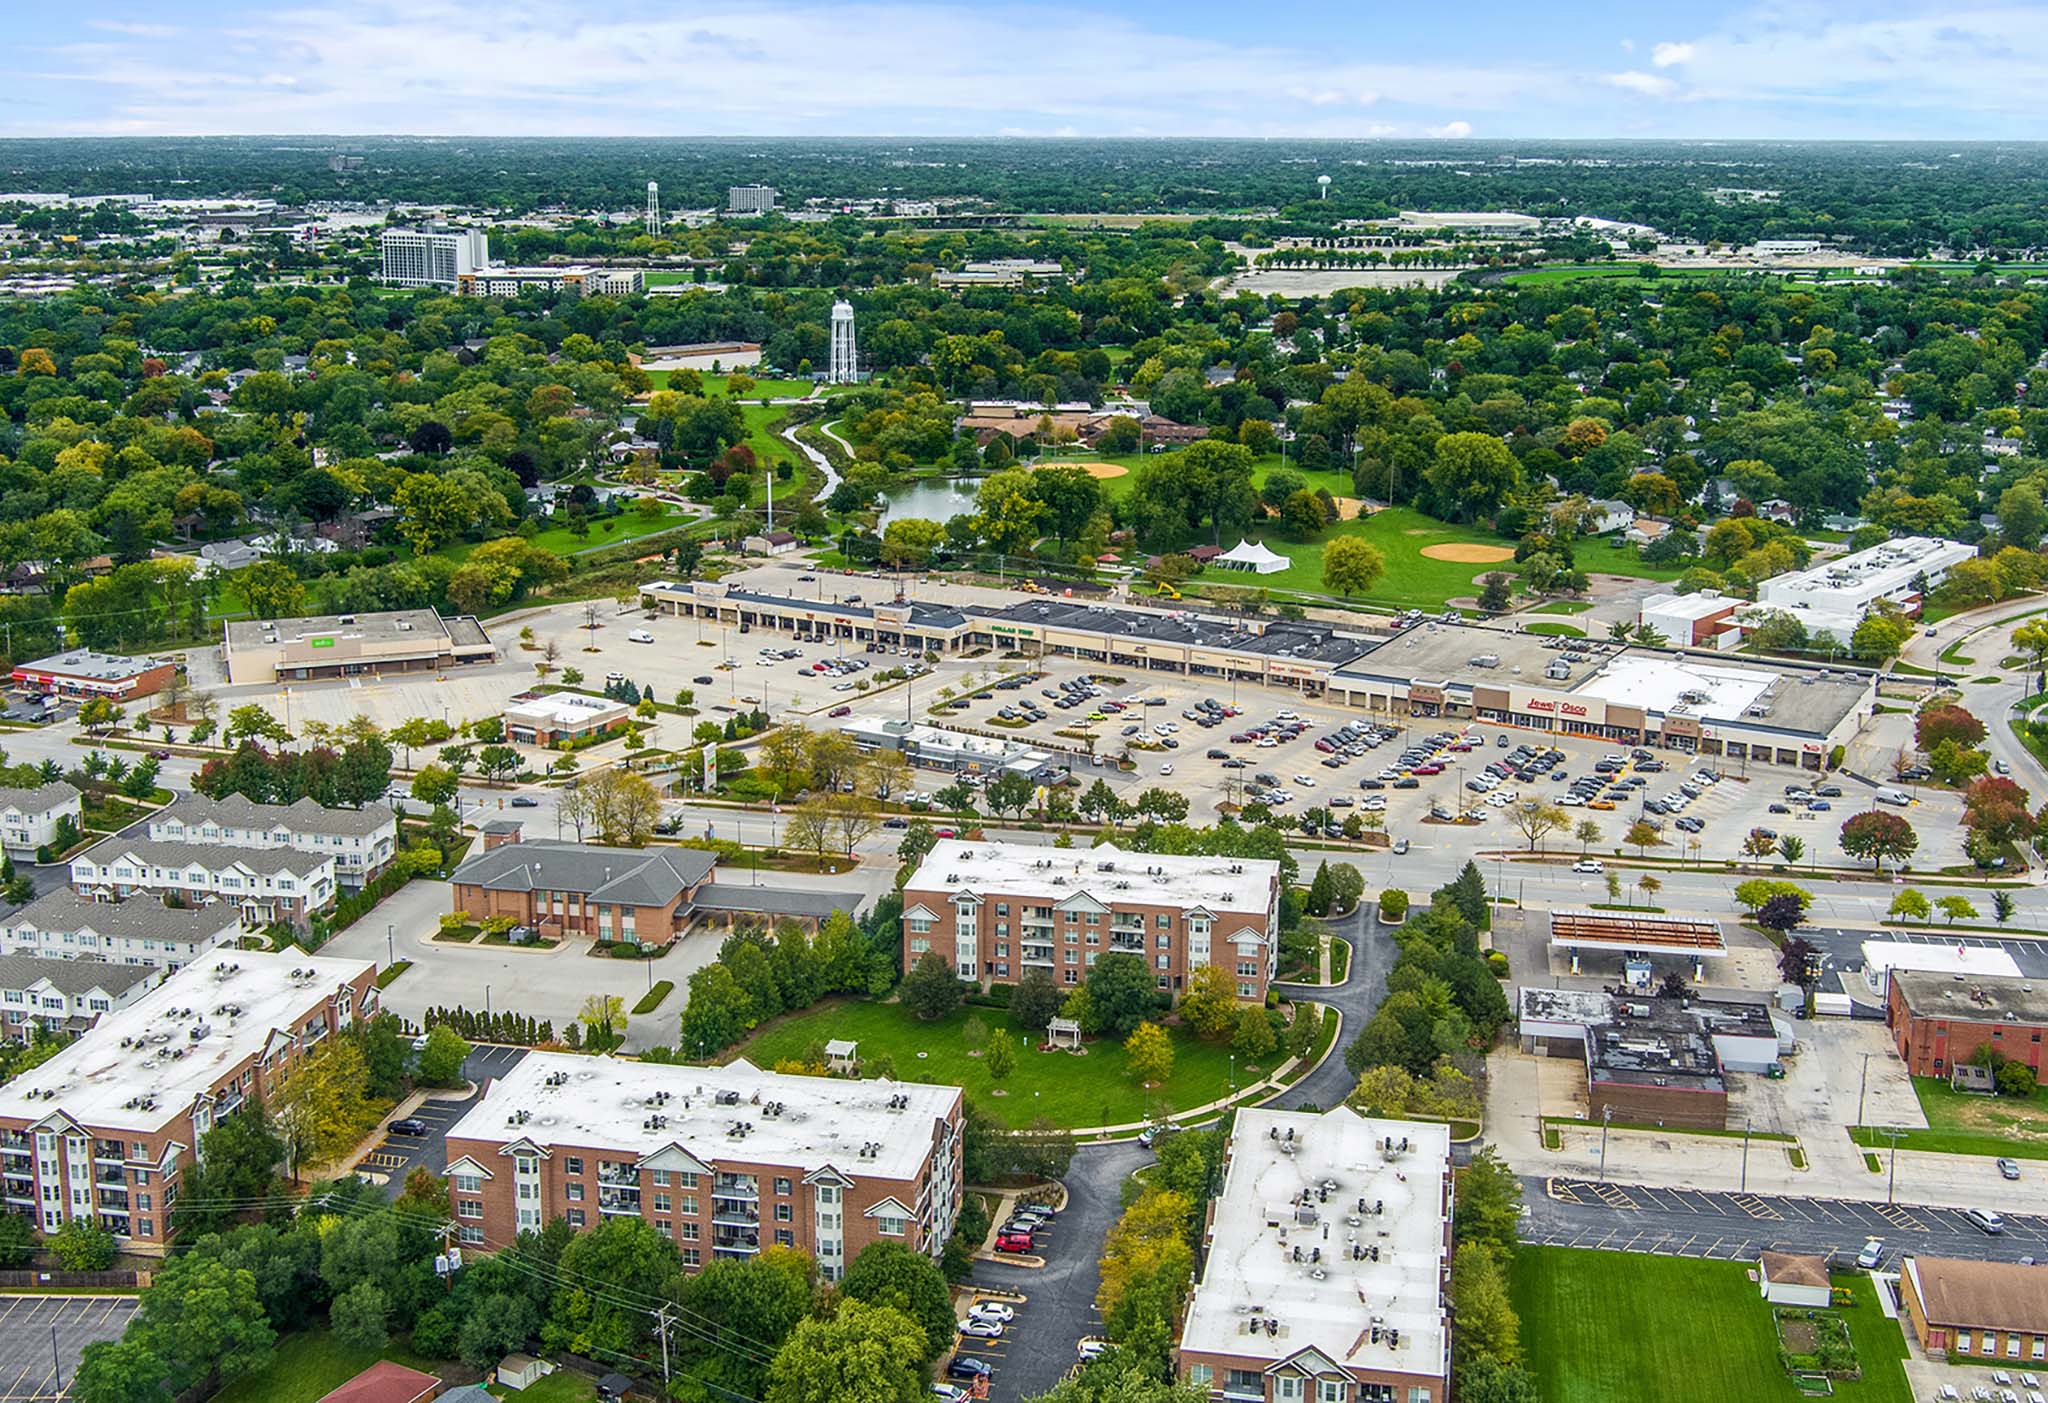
[879,477,979,526]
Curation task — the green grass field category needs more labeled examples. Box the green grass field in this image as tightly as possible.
[212,1330,443,1403]
[1524,621,1586,638]
[439,504,690,562]
[1503,263,1661,286]
[1512,1247,1909,1403]
[736,998,1247,1130]
[644,271,696,287]
[1531,599,1594,615]
[1852,1076,2048,1160]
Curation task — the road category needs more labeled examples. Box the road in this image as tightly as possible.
[1527,1175,2048,1270]
[1271,901,1388,1111]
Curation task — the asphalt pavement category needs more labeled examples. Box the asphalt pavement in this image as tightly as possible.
[1526,1175,2048,1270]
[369,1045,528,1197]
[1272,902,1386,1112]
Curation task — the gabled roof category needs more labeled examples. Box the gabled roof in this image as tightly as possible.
[9,888,244,944]
[152,792,395,839]
[0,953,156,1000]
[449,840,715,907]
[73,836,332,879]
[0,782,79,816]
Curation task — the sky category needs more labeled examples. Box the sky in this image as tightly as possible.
[10,0,2048,141]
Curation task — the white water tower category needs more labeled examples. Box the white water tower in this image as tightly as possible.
[828,300,858,384]
[1317,175,1331,201]
[645,181,661,237]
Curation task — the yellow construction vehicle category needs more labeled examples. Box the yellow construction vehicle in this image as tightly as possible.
[1156,582,1182,600]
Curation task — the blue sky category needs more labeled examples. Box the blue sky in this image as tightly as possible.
[10,1,2048,140]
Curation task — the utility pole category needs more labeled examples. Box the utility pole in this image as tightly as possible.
[1739,1115,1751,1193]
[1598,1104,1614,1182]
[1881,1125,1907,1204]
[655,1303,675,1384]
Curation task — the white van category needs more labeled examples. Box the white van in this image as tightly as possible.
[1875,787,1911,806]
[628,629,654,643]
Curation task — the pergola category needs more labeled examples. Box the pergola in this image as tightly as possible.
[824,1039,859,1074]
[1046,1017,1083,1050]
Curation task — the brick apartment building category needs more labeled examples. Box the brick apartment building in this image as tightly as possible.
[442,1052,963,1283]
[1178,1107,1452,1403]
[900,840,1282,1002]
[1886,972,2048,1078]
[0,950,377,1252]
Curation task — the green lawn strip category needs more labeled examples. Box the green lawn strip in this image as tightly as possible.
[1502,263,1661,286]
[1848,1075,2048,1160]
[1511,1246,1909,1403]
[485,1370,600,1401]
[1530,599,1594,615]
[374,961,411,989]
[1523,622,1586,638]
[634,980,675,1015]
[1543,1115,1794,1142]
[212,1330,445,1403]
[735,997,1243,1129]
[1330,937,1351,984]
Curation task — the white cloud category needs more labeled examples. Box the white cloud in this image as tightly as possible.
[1426,120,1473,138]
[1607,70,1678,98]
[88,20,177,37]
[1651,40,1695,67]
[1620,38,1635,53]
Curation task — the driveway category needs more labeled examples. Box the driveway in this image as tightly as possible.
[969,1141,1149,1402]
[1271,901,1387,1112]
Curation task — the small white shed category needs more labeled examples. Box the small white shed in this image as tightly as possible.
[1759,1251,1831,1308]
[496,1354,556,1391]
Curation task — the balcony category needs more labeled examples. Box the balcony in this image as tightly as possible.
[595,1167,639,1188]
[1020,944,1055,965]
[598,1188,642,1216]
[95,1167,125,1186]
[711,1228,760,1255]
[712,1174,757,1199]
[1108,934,1145,953]
[93,1140,123,1163]
[711,1202,760,1227]
[96,1188,129,1209]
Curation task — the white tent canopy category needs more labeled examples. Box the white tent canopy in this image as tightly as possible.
[1215,539,1289,574]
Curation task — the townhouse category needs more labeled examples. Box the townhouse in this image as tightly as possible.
[70,837,337,930]
[0,954,161,1040]
[147,793,398,889]
[4,888,242,972]
[0,782,81,854]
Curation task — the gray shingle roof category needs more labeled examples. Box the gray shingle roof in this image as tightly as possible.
[0,952,156,998]
[449,840,715,907]
[152,792,395,839]
[691,884,865,920]
[0,782,79,815]
[9,887,243,942]
[75,836,333,878]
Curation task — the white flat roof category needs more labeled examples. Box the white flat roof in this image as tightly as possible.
[1758,536,1977,611]
[1577,654,1776,722]
[1182,1107,1448,1380]
[905,839,1278,920]
[503,694,633,728]
[0,949,372,1134]
[1641,592,1739,622]
[1861,940,2022,981]
[445,1051,960,1184]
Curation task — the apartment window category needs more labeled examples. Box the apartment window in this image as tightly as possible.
[683,1247,701,1267]
[459,1199,483,1220]
[1187,1366,1213,1388]
[995,941,1008,957]
[775,1229,793,1247]
[774,1177,792,1196]
[908,916,934,935]
[1959,1332,1974,1354]
[654,1194,671,1213]
[566,1184,584,1202]
[1156,934,1169,950]
[516,1156,537,1175]
[995,903,1009,917]
[1087,913,1099,925]
[679,1196,698,1216]
[682,1222,700,1241]
[652,1169,671,1186]
[1317,1381,1347,1403]
[656,1222,672,1237]
[878,1214,907,1236]
[1156,956,1169,970]
[1277,1379,1304,1403]
[2033,1338,2045,1361]
[137,1218,153,1238]
[1156,975,1170,990]
[2012,1336,2025,1359]
[1065,969,1078,984]
[1156,914,1170,929]
[1064,928,1078,944]
[678,1172,699,1189]
[453,1173,482,1194]
[567,1209,586,1228]
[560,1156,582,1175]
[459,1226,484,1246]
[775,1204,793,1222]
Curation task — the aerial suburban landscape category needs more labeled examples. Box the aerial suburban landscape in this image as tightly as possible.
[8,8,2048,1403]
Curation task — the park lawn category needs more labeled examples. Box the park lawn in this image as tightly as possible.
[703,374,815,400]
[643,271,696,287]
[735,997,1245,1130]
[1226,506,1513,607]
[1524,621,1586,638]
[1511,1247,1910,1403]
[739,404,797,470]
[212,1330,443,1403]
[439,507,691,563]
[1503,263,1660,286]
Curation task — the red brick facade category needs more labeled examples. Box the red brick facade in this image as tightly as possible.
[1887,981,2048,1078]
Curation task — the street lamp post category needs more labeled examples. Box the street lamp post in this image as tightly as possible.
[1598,1104,1614,1182]
[1857,1052,1870,1130]
[386,922,395,968]
[1739,1115,1751,1192]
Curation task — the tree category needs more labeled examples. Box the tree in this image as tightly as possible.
[125,1251,276,1391]
[987,769,1036,819]
[1851,609,1911,661]
[1478,571,1515,611]
[901,950,965,1019]
[1232,1006,1276,1062]
[987,1028,1015,1080]
[1305,861,1336,917]
[417,1024,471,1087]
[1450,1241,1522,1371]
[475,744,522,784]
[1839,810,1918,870]
[838,1240,956,1363]
[458,1291,541,1372]
[1889,888,1931,923]
[224,704,288,745]
[1423,433,1521,523]
[1124,1022,1174,1086]
[1455,1147,1524,1259]
[329,1282,389,1353]
[1011,967,1062,1033]
[410,763,459,807]
[1965,775,2036,846]
[1759,894,1809,937]
[0,1211,30,1269]
[236,560,307,620]
[73,1340,175,1403]
[579,993,626,1048]
[174,1108,285,1239]
[1917,704,1986,752]
[765,1298,929,1403]
[1328,863,1365,913]
[1575,819,1603,855]
[1134,787,1189,823]
[1080,952,1155,1037]
[1178,965,1239,1040]
[1624,819,1665,857]
[1508,800,1568,852]
[271,1038,377,1176]
[1938,894,1981,926]
[1929,738,1990,787]
[1321,536,1386,596]
[50,1217,116,1270]
[542,1216,680,1360]
[1777,834,1805,865]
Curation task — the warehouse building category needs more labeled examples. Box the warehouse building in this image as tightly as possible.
[1748,535,1979,645]
[223,608,495,684]
[1886,972,2048,1080]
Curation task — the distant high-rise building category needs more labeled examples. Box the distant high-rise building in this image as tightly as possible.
[729,184,778,214]
[828,299,858,384]
[328,154,365,174]
[379,227,488,289]
[645,181,661,237]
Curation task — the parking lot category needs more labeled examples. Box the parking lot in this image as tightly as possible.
[0,1295,139,1401]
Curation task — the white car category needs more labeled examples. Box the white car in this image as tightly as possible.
[1277,709,1299,721]
[958,1318,1004,1339]
[968,1301,1016,1324]
[1561,794,1586,807]
[1293,774,1317,787]
[1486,793,1512,808]
[1360,797,1387,812]
[1573,859,1604,874]
[1160,764,1175,776]
[1077,1339,1109,1362]
[1257,737,1279,748]
[628,629,654,643]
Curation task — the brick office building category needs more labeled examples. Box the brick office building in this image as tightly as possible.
[447,838,716,949]
[901,840,1282,1002]
[1886,972,2048,1079]
[441,1053,962,1283]
[1900,1255,2048,1364]
[0,950,376,1252]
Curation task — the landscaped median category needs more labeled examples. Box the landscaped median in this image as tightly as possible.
[1540,1115,1799,1151]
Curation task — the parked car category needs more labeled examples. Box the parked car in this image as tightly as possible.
[1964,1208,2006,1235]
[995,1232,1034,1253]
[388,1117,428,1137]
[1572,860,1604,874]
[958,1319,1004,1339]
[1855,1238,1885,1269]
[945,1357,994,1382]
[967,1302,1015,1325]
[628,629,655,643]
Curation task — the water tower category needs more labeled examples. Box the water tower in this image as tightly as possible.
[1317,175,1332,201]
[645,181,661,237]
[828,300,858,384]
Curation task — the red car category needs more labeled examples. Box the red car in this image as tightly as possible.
[934,828,956,839]
[829,705,852,717]
[1411,763,1444,775]
[995,1232,1034,1254]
